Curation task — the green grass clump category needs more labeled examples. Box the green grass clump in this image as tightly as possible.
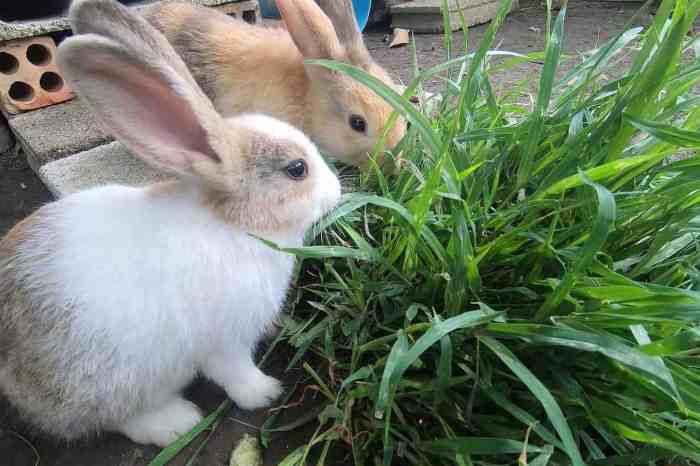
[268,0,700,464]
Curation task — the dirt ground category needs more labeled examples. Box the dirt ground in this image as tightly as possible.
[1,1,648,465]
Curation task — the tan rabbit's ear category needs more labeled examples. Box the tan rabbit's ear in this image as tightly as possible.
[58,0,229,175]
[315,0,371,67]
[276,0,343,60]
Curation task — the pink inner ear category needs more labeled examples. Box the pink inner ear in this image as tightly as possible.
[87,58,219,169]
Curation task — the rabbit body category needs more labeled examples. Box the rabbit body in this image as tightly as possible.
[0,0,340,447]
[0,181,296,442]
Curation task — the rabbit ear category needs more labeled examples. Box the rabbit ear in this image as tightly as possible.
[69,0,194,87]
[58,0,228,174]
[276,0,343,60]
[315,0,371,67]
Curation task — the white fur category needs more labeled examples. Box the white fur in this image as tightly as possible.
[120,398,203,446]
[13,184,303,444]
[234,114,342,220]
[235,114,317,155]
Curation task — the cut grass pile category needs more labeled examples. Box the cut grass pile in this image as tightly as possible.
[265,0,700,464]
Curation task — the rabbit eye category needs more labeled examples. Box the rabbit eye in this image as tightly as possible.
[286,159,308,180]
[349,114,367,133]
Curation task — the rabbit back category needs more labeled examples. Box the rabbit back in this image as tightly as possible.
[144,2,306,116]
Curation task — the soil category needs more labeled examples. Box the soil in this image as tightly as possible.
[366,0,651,92]
[0,1,652,465]
[0,146,52,236]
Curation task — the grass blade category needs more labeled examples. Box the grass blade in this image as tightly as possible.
[481,337,585,466]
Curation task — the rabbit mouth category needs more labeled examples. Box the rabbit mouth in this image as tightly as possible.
[319,193,341,218]
[318,178,342,218]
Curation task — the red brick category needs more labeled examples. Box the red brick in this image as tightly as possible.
[0,36,74,115]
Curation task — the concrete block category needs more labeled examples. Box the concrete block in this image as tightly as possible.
[0,36,74,114]
[0,0,260,41]
[0,17,72,43]
[9,98,112,170]
[391,0,518,33]
[38,141,170,198]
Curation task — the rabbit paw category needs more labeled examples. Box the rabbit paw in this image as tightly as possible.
[119,398,202,447]
[229,372,284,411]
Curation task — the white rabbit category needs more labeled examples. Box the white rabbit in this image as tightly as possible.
[0,0,340,447]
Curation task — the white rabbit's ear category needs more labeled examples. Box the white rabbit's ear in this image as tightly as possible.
[315,0,371,67]
[276,0,343,60]
[58,0,228,174]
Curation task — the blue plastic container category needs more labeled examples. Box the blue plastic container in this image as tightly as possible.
[259,0,371,32]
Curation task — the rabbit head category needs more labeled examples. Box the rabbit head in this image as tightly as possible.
[276,0,406,167]
[63,0,341,235]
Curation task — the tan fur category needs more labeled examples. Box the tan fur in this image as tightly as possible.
[144,4,308,124]
[143,0,406,166]
[315,0,369,66]
[1,212,40,252]
[0,209,52,356]
[0,215,36,360]
[147,127,316,233]
[0,208,77,437]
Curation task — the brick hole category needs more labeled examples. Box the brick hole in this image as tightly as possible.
[9,81,34,102]
[242,10,256,23]
[0,52,19,75]
[26,44,52,66]
[40,71,64,92]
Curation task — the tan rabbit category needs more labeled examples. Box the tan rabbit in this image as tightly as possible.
[143,0,406,167]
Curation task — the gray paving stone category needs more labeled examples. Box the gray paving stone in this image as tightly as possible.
[0,17,72,42]
[391,0,518,33]
[0,0,257,41]
[9,99,112,170]
[38,141,170,198]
